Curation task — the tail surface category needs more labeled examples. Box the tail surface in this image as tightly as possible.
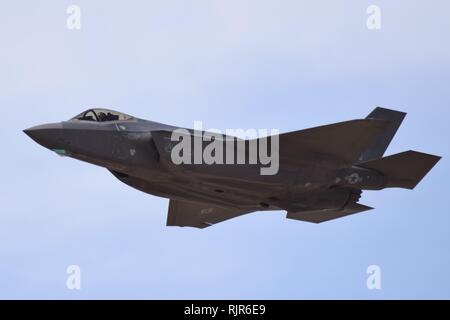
[357,150,441,189]
[358,107,407,162]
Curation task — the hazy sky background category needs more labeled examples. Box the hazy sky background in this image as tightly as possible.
[1,1,449,299]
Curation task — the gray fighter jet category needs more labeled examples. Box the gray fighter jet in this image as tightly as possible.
[24,107,440,228]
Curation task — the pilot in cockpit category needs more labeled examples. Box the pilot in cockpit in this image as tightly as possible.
[98,112,119,122]
[73,109,132,122]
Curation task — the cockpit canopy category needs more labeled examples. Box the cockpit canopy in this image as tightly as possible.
[72,109,133,122]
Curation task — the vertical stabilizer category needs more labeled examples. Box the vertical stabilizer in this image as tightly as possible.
[359,107,406,162]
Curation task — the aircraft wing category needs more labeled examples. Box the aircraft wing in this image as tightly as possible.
[153,119,393,167]
[166,199,253,228]
[277,119,391,165]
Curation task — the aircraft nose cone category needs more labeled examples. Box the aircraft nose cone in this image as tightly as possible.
[23,123,66,150]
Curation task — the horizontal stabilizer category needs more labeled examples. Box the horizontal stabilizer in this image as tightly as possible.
[357,150,441,189]
[287,203,373,223]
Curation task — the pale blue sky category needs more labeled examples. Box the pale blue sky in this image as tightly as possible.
[0,1,449,299]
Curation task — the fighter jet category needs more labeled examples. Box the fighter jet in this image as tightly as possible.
[24,107,440,228]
